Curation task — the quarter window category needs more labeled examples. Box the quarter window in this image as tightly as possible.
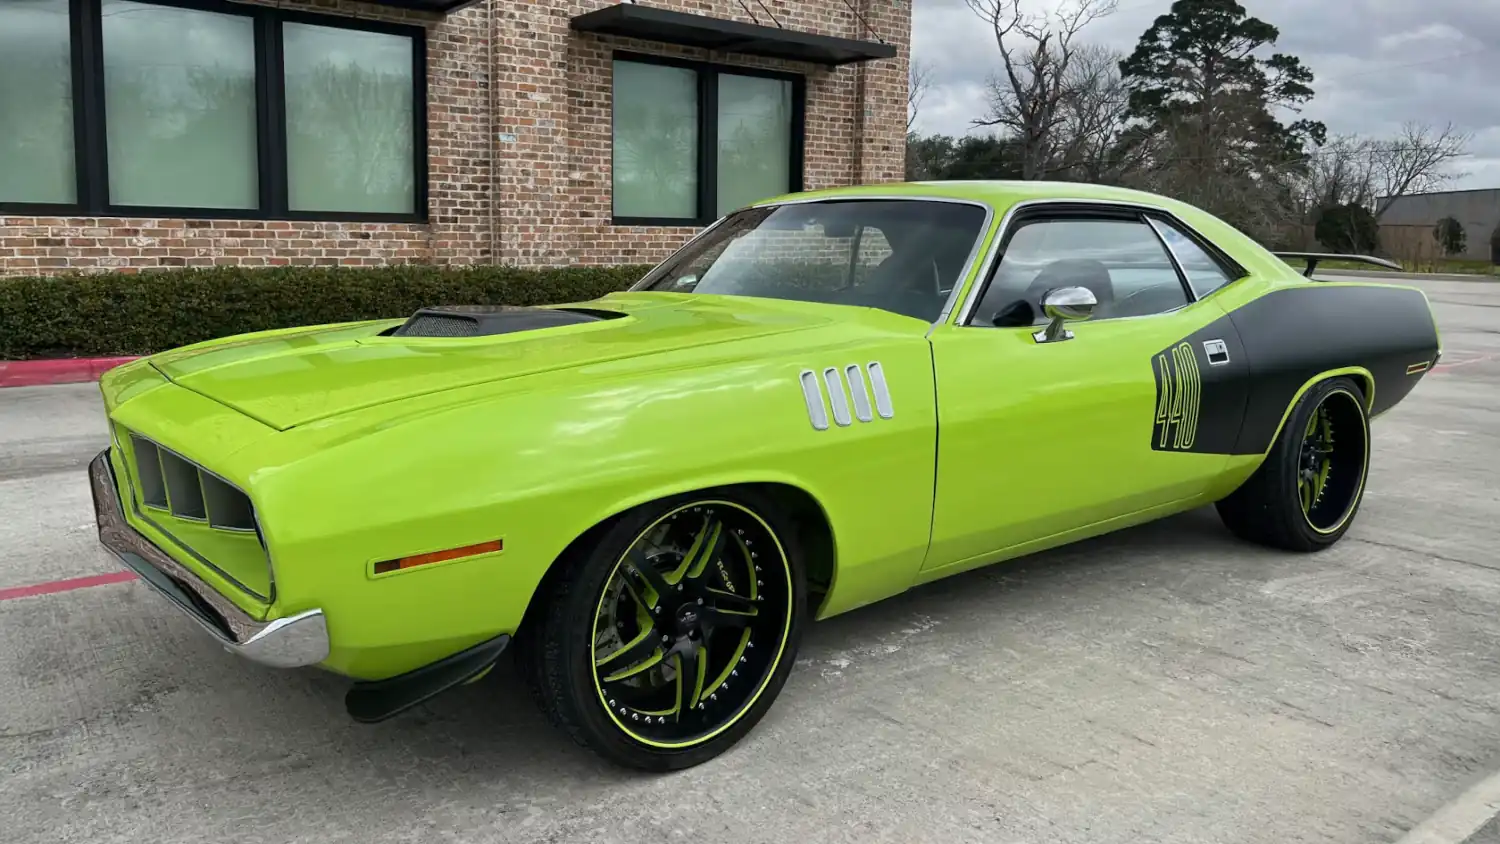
[612,56,804,226]
[1148,216,1235,297]
[973,217,1191,326]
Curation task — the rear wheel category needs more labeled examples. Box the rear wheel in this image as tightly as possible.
[1216,377,1370,552]
[518,490,806,771]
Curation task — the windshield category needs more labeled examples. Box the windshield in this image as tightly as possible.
[636,199,990,322]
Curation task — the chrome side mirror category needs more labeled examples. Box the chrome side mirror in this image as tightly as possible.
[1033,286,1097,344]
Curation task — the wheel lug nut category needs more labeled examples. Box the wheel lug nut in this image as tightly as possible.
[662,635,670,643]
[757,580,763,587]
[697,598,704,605]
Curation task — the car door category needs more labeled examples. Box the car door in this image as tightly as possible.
[922,204,1248,574]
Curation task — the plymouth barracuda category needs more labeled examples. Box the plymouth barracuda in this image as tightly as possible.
[88,180,1442,770]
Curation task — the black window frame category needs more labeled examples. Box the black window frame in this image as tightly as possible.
[609,50,806,228]
[0,0,428,223]
[1141,210,1246,298]
[961,202,1249,327]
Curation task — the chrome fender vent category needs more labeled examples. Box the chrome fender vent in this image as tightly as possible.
[799,362,894,431]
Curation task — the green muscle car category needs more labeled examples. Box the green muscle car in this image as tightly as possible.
[88,181,1441,770]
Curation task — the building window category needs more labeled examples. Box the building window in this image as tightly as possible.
[0,0,427,222]
[101,0,259,210]
[611,54,805,226]
[284,23,416,215]
[0,0,77,205]
[612,61,699,220]
[716,74,794,219]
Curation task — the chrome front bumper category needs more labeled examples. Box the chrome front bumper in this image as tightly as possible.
[88,449,329,669]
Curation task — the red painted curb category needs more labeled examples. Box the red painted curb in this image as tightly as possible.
[0,571,139,602]
[0,356,139,388]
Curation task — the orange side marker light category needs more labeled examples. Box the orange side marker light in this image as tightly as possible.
[374,539,503,575]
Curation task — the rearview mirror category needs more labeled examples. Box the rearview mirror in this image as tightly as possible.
[1034,286,1097,344]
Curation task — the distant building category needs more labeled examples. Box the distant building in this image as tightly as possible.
[1377,188,1500,263]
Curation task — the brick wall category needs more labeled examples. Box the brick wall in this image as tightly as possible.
[0,0,909,277]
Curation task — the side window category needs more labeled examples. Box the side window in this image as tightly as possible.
[971,217,1190,326]
[1148,216,1235,297]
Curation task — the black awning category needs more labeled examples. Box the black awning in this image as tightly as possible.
[569,4,897,66]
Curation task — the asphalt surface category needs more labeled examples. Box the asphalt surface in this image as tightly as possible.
[3,276,1500,844]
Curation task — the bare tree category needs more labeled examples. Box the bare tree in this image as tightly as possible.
[1373,121,1472,216]
[908,60,933,133]
[1302,135,1380,210]
[1048,44,1136,182]
[966,0,1118,179]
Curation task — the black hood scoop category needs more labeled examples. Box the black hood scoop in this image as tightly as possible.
[388,305,622,338]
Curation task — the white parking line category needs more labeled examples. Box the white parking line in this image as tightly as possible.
[1395,770,1500,844]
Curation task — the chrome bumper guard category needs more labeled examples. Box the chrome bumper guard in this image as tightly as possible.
[88,449,329,669]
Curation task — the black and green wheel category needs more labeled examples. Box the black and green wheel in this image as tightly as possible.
[1216,376,1371,552]
[517,489,806,771]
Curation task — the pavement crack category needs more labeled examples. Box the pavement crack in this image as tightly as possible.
[1349,537,1500,573]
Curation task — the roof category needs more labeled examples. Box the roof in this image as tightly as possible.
[1377,187,1500,203]
[749,180,1295,283]
[753,180,1198,213]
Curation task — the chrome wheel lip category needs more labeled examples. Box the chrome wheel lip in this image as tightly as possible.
[589,499,795,750]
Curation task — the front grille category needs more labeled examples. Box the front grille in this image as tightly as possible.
[129,434,257,532]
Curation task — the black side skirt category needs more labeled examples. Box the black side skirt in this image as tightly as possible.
[345,634,511,723]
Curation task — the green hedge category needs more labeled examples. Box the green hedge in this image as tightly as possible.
[0,264,654,359]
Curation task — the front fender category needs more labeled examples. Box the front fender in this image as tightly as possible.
[232,329,938,679]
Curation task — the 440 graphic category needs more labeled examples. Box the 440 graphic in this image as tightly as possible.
[1154,342,1202,451]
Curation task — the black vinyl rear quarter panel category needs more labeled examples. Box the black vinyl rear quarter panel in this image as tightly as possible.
[1152,283,1440,457]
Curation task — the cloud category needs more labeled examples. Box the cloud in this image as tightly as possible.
[911,0,1497,188]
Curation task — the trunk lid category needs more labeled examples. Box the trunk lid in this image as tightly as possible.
[148,292,830,430]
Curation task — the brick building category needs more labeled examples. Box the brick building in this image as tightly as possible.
[0,0,908,277]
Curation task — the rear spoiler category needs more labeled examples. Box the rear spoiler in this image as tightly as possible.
[1273,252,1404,278]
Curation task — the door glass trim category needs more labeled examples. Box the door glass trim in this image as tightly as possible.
[951,198,1245,328]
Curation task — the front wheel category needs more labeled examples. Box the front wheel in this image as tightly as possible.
[1216,377,1371,552]
[518,490,806,771]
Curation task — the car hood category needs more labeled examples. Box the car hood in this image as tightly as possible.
[144,292,836,430]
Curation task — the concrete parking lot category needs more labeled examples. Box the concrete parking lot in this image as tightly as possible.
[4,276,1500,844]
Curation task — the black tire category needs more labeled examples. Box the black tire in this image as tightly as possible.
[1216,377,1371,552]
[516,488,808,771]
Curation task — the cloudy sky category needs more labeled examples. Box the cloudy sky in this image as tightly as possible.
[910,0,1500,190]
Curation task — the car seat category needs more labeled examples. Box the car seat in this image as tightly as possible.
[1023,258,1114,319]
